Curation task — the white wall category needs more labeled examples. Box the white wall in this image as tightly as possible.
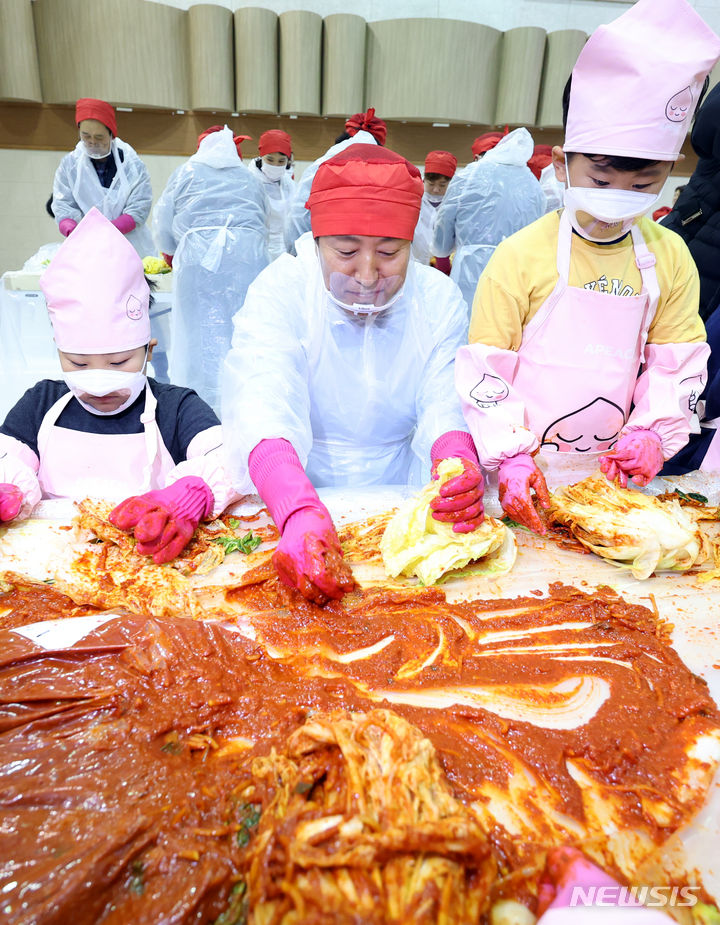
[144,0,720,36]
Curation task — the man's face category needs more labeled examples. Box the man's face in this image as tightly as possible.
[424,174,450,198]
[79,119,112,158]
[317,235,411,310]
[552,146,673,241]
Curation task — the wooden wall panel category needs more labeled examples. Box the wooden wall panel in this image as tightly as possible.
[279,11,322,116]
[32,0,189,110]
[536,29,587,129]
[189,4,234,113]
[495,27,547,126]
[366,19,502,124]
[322,14,366,118]
[234,7,277,114]
[0,0,42,103]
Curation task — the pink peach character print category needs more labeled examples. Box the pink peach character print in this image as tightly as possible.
[126,295,144,320]
[666,87,693,123]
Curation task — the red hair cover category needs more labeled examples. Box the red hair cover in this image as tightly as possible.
[306,145,423,240]
[75,98,117,137]
[424,150,457,178]
[344,107,387,145]
[471,127,509,157]
[258,130,292,157]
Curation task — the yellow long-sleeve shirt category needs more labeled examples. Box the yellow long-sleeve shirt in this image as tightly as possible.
[468,211,705,348]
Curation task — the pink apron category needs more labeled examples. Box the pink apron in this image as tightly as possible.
[513,211,660,481]
[37,385,176,500]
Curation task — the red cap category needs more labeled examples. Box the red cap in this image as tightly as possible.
[259,129,292,158]
[197,126,251,157]
[471,127,508,157]
[306,145,422,240]
[75,98,117,137]
[527,144,553,179]
[344,107,387,145]
[424,150,457,178]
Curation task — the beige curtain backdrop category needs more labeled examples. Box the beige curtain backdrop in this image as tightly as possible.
[234,7,278,114]
[279,10,323,116]
[536,29,588,128]
[32,0,190,110]
[0,0,42,102]
[189,4,234,113]
[322,14,366,118]
[366,18,502,124]
[494,27,547,126]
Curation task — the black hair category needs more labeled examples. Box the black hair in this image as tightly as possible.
[254,156,262,170]
[424,172,450,182]
[334,130,352,145]
[560,75,711,172]
[45,195,54,219]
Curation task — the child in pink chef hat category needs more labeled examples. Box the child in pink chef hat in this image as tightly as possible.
[0,208,241,563]
[455,0,720,534]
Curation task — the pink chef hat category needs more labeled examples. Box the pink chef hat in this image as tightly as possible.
[565,0,720,161]
[41,207,151,354]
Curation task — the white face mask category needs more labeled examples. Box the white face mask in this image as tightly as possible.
[425,193,444,205]
[562,158,660,242]
[64,352,148,416]
[83,141,112,160]
[261,162,286,181]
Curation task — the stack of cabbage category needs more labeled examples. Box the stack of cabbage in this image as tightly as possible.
[548,475,712,580]
[381,458,515,585]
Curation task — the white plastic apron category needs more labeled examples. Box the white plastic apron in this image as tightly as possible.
[70,141,153,257]
[37,385,176,500]
[514,211,661,485]
[263,183,288,261]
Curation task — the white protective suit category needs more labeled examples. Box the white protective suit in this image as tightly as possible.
[152,128,269,414]
[52,138,154,258]
[411,193,442,264]
[432,128,546,309]
[247,158,295,261]
[222,232,470,490]
[284,130,379,253]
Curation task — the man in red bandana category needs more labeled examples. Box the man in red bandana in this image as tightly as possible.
[223,145,484,605]
[52,97,154,258]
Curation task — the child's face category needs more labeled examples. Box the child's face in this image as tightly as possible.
[552,146,673,240]
[59,344,151,413]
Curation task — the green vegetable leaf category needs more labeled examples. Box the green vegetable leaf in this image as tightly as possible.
[227,517,241,529]
[675,488,709,505]
[213,531,262,556]
[235,802,261,847]
[129,859,145,895]
[500,516,529,531]
[213,882,248,925]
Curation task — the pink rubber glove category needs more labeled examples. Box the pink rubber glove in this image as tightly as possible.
[248,438,356,606]
[498,453,551,535]
[110,213,136,235]
[429,431,484,533]
[58,218,78,237]
[537,847,669,924]
[0,484,23,523]
[108,476,213,564]
[599,430,664,488]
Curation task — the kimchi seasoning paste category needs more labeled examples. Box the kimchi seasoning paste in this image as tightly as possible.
[0,582,717,923]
